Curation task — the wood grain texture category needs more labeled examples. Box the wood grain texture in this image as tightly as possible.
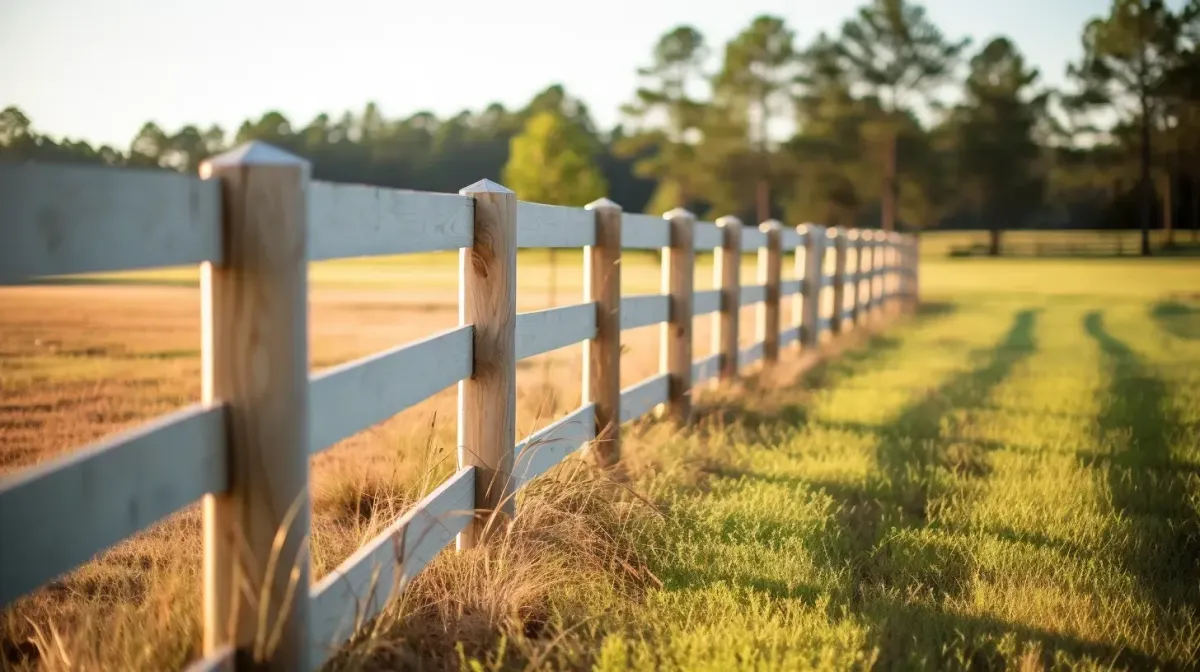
[800,224,826,348]
[516,201,596,248]
[0,405,228,607]
[619,374,670,424]
[691,353,722,384]
[306,181,472,261]
[660,208,694,423]
[830,228,848,335]
[199,143,312,670]
[457,179,518,549]
[693,289,722,316]
[309,467,475,667]
[515,303,597,360]
[758,220,783,364]
[513,404,596,488]
[309,327,473,454]
[620,294,671,330]
[714,216,741,383]
[692,221,722,249]
[621,213,671,249]
[584,198,621,467]
[0,162,222,283]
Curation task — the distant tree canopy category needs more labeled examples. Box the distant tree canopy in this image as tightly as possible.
[4,0,1200,251]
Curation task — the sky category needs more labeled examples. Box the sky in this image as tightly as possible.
[1,0,1119,149]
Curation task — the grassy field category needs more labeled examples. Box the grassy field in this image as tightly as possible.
[2,256,1198,670]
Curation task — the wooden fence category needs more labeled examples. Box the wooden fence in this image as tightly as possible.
[0,142,919,670]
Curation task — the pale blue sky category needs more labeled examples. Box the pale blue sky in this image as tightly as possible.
[2,0,1116,148]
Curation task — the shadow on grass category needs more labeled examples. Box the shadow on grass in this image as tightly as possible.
[1083,311,1200,617]
[1150,300,1200,340]
[692,301,963,437]
[818,307,1040,668]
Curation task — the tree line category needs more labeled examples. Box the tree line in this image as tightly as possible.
[2,0,1199,255]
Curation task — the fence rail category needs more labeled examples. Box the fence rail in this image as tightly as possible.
[0,142,920,671]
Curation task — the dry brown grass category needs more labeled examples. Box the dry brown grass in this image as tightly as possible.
[0,254,808,671]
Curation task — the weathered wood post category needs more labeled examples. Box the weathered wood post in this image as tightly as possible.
[661,208,695,423]
[800,224,825,348]
[714,215,741,382]
[758,220,783,364]
[830,228,848,335]
[885,232,899,312]
[584,198,622,467]
[862,231,876,320]
[199,142,311,670]
[789,226,807,349]
[846,230,861,328]
[457,179,517,550]
[909,234,921,312]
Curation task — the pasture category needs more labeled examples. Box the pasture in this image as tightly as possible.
[2,255,1199,670]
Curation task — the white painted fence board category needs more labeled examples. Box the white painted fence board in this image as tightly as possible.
[691,353,721,384]
[692,222,722,250]
[310,467,475,666]
[693,289,722,316]
[307,181,473,260]
[780,279,803,296]
[819,317,832,333]
[741,227,767,251]
[516,303,597,360]
[780,326,801,348]
[182,647,234,672]
[621,214,671,249]
[619,374,670,424]
[780,228,801,251]
[309,326,473,454]
[0,405,228,606]
[740,284,767,305]
[0,163,222,283]
[620,294,670,330]
[738,342,765,369]
[513,404,596,488]
[821,275,836,289]
[517,201,595,248]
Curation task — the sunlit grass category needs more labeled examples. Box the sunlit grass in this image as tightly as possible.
[3,259,1199,670]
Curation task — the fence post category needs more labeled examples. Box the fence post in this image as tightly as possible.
[584,198,622,467]
[800,224,825,348]
[199,142,311,670]
[457,179,517,550]
[846,230,861,328]
[886,232,900,313]
[861,231,876,320]
[714,215,741,382]
[789,226,806,349]
[661,208,695,423]
[830,228,848,335]
[758,220,782,364]
[910,235,920,310]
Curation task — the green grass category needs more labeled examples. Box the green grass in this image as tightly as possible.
[573,259,1200,670]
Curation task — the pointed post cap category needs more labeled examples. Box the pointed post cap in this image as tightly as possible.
[797,222,825,235]
[200,141,308,178]
[459,178,514,195]
[847,229,861,240]
[759,219,783,233]
[662,207,694,221]
[715,215,742,228]
[585,197,621,211]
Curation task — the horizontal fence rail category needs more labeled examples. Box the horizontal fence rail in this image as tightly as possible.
[0,142,920,671]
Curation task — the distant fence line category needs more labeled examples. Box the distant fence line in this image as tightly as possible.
[0,141,920,670]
